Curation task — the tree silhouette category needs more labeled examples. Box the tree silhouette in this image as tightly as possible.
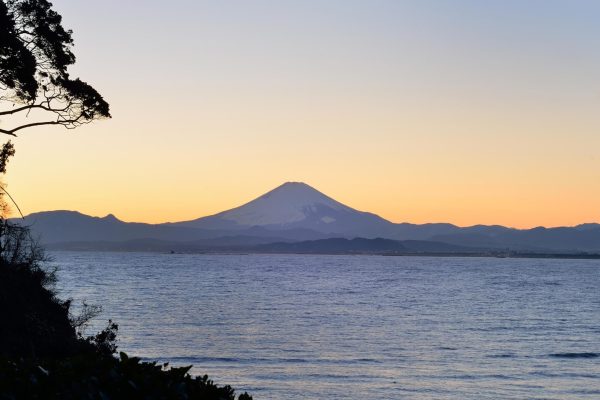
[0,3,254,398]
[0,0,110,137]
[0,0,113,357]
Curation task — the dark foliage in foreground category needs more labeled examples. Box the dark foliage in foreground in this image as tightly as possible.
[0,219,116,359]
[0,352,252,400]
[0,220,252,399]
[0,222,79,359]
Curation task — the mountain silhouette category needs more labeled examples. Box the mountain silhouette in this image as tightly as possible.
[174,182,397,237]
[14,182,600,253]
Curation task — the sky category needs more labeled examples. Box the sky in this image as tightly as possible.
[3,0,600,228]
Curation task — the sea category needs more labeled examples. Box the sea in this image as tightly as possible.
[52,252,600,399]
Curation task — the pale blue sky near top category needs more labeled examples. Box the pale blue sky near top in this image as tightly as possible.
[8,0,600,227]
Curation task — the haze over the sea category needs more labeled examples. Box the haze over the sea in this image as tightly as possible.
[6,0,600,228]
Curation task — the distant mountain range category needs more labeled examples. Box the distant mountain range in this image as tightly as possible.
[15,182,600,254]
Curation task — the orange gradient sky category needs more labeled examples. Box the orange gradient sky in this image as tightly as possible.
[3,0,600,228]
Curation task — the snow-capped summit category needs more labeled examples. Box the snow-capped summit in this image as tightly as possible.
[217,182,353,226]
[19,182,600,252]
[176,182,396,237]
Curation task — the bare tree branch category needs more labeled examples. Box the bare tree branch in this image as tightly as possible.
[0,102,74,116]
[0,115,88,136]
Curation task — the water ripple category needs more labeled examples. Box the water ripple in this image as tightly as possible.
[54,253,600,399]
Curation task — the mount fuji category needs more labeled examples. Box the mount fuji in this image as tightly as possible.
[173,182,398,238]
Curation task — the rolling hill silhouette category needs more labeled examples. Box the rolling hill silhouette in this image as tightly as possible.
[15,182,600,254]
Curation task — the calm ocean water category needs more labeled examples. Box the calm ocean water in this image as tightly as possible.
[53,252,600,399]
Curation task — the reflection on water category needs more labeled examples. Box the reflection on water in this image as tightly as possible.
[54,253,600,399]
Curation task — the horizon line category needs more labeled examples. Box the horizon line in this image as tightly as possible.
[15,208,599,231]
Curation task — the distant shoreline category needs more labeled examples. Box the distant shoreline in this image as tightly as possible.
[46,248,600,260]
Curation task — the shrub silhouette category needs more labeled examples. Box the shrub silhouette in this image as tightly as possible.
[0,352,252,400]
[0,220,252,399]
[0,221,79,359]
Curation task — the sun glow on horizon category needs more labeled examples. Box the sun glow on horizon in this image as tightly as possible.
[3,0,600,229]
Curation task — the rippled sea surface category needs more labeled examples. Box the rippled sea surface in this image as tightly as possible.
[53,252,600,399]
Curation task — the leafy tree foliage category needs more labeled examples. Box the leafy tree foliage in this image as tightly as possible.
[0,0,110,137]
